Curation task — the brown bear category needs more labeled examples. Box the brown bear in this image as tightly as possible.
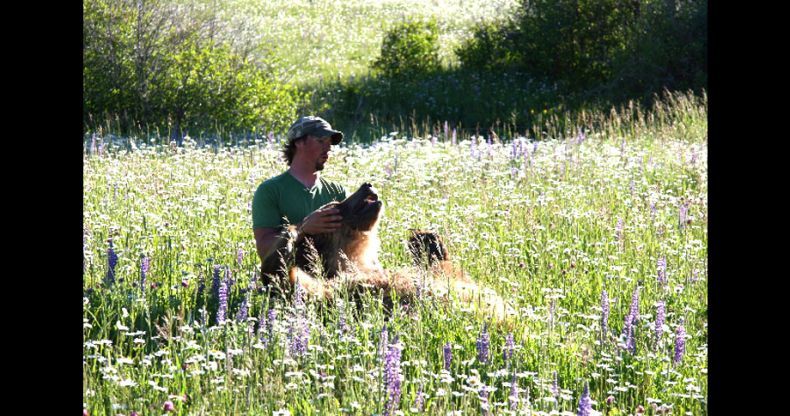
[260,183,509,320]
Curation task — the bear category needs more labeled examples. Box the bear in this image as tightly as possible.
[259,182,510,320]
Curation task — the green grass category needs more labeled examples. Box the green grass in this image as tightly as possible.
[83,94,707,415]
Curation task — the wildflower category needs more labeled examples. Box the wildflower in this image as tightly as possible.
[509,376,519,410]
[476,325,490,364]
[615,218,624,244]
[578,382,592,416]
[163,400,175,412]
[674,323,686,365]
[105,239,118,286]
[140,255,150,292]
[679,202,689,230]
[606,395,615,405]
[504,333,515,361]
[636,404,645,413]
[552,371,559,398]
[384,339,402,415]
[236,293,249,322]
[217,279,228,324]
[655,301,666,343]
[212,265,221,298]
[414,385,425,412]
[237,248,244,268]
[379,325,389,360]
[657,257,667,285]
[443,342,452,370]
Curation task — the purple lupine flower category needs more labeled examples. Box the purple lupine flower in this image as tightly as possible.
[259,308,276,346]
[655,301,666,343]
[624,286,640,333]
[479,385,491,414]
[337,301,351,335]
[657,257,667,286]
[443,121,449,140]
[217,279,228,324]
[140,255,150,293]
[379,325,389,360]
[674,322,686,365]
[476,325,490,364]
[504,333,515,361]
[549,298,556,329]
[212,265,221,298]
[451,128,457,145]
[414,385,425,412]
[236,293,249,322]
[105,239,118,286]
[578,382,592,416]
[237,248,244,268]
[509,376,519,410]
[615,218,624,243]
[443,342,452,370]
[626,323,636,354]
[577,128,586,145]
[552,371,559,398]
[600,289,610,328]
[384,338,402,415]
[679,202,690,230]
[289,313,309,357]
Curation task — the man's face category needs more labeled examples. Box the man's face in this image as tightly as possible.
[297,134,333,171]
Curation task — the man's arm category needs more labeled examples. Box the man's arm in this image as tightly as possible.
[254,207,343,267]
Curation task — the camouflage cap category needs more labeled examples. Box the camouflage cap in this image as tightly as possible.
[286,116,344,145]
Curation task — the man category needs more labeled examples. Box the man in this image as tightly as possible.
[252,116,346,288]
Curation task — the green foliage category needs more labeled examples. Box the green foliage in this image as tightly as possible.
[372,19,441,79]
[83,0,302,139]
[457,0,707,97]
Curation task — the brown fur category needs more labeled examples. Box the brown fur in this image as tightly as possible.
[261,183,511,321]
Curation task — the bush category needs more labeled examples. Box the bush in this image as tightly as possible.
[83,0,302,139]
[372,19,441,79]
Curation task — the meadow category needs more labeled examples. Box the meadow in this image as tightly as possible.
[83,92,707,415]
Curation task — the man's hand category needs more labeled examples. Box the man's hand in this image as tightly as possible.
[298,207,343,235]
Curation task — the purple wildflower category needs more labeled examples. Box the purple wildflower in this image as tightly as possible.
[657,257,667,285]
[615,218,624,244]
[626,323,636,354]
[414,385,425,412]
[443,342,452,370]
[236,293,249,322]
[384,339,402,415]
[577,128,586,145]
[212,265,221,298]
[379,325,389,360]
[674,323,686,365]
[217,279,228,324]
[140,255,150,292]
[504,333,515,361]
[679,202,690,230]
[476,325,490,364]
[451,128,457,145]
[655,301,666,343]
[509,376,519,410]
[163,400,175,412]
[289,314,309,357]
[443,121,449,140]
[479,385,491,414]
[578,382,592,416]
[624,286,640,333]
[601,289,609,338]
[105,239,118,286]
[237,248,244,268]
[552,371,559,398]
[606,395,615,405]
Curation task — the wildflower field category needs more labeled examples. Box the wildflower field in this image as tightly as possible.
[83,92,707,415]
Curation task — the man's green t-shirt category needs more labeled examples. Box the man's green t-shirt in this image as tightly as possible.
[252,172,346,229]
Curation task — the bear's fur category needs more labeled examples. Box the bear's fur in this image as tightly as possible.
[260,183,509,320]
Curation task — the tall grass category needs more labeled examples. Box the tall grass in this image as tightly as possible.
[83,95,707,415]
